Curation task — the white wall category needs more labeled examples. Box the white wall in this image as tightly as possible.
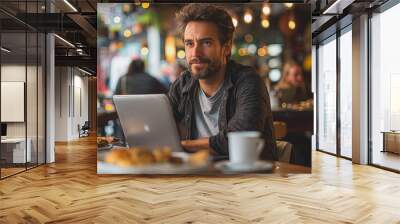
[1,65,37,138]
[54,66,69,141]
[1,64,46,163]
[1,65,26,137]
[54,67,89,141]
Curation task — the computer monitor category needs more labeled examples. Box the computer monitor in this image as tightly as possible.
[1,123,7,137]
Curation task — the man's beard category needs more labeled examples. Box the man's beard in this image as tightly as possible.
[188,57,221,80]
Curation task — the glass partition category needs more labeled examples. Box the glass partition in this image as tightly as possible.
[1,31,28,177]
[0,0,46,179]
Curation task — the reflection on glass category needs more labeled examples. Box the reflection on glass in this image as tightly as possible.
[318,37,337,154]
[27,31,38,169]
[38,33,46,165]
[340,29,352,158]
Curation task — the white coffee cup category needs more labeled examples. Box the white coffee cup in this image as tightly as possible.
[227,131,264,166]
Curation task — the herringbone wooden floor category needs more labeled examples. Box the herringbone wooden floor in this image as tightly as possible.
[1,136,399,223]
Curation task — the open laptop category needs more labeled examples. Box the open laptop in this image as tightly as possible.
[113,94,183,152]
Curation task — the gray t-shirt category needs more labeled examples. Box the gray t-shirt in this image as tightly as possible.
[193,81,226,138]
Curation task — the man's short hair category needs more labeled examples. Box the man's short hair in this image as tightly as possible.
[175,4,235,46]
[127,59,145,75]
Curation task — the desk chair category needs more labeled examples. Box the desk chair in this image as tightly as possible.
[78,121,90,138]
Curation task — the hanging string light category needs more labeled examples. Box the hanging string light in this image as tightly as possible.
[288,12,296,30]
[123,29,132,38]
[177,50,185,59]
[141,2,150,9]
[284,3,293,8]
[261,19,270,28]
[113,16,121,24]
[141,47,149,56]
[288,19,296,30]
[243,9,253,24]
[261,14,270,29]
[262,4,271,16]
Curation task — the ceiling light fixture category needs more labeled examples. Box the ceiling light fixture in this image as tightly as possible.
[322,0,354,15]
[1,47,11,53]
[78,67,93,76]
[63,0,78,12]
[54,34,75,48]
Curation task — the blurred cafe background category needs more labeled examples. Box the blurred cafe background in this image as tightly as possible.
[97,3,313,167]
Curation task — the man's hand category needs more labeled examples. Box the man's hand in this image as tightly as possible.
[181,137,210,152]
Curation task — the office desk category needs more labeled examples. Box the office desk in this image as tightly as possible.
[382,131,400,154]
[1,138,32,164]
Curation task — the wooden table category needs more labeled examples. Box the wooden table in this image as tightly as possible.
[201,161,311,175]
[97,150,311,175]
[272,108,313,134]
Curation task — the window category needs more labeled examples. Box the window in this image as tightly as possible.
[317,36,337,154]
[370,2,400,171]
[339,28,352,158]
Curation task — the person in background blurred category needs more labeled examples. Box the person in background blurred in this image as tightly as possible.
[113,59,167,144]
[115,59,167,95]
[274,61,309,105]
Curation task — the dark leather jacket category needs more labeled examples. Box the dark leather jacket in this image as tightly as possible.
[168,60,277,161]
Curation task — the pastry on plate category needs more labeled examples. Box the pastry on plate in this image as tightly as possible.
[188,150,209,165]
[104,149,130,164]
[128,147,155,166]
[152,147,172,163]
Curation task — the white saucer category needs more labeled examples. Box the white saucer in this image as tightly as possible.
[214,160,273,174]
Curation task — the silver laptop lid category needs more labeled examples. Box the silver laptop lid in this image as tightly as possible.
[113,94,183,152]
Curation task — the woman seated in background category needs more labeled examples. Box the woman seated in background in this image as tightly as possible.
[274,60,310,105]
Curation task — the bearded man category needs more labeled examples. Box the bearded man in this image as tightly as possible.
[168,4,277,160]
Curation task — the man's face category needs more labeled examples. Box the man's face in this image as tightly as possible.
[184,21,231,79]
